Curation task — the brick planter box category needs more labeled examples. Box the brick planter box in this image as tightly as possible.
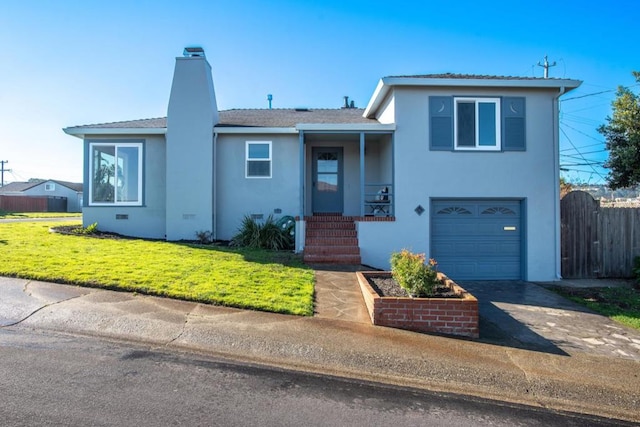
[356,271,479,339]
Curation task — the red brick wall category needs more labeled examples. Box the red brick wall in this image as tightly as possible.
[357,271,479,339]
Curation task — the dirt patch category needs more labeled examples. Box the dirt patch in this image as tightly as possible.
[50,225,128,240]
[366,274,460,298]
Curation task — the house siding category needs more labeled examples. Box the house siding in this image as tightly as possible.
[22,182,82,212]
[216,133,300,240]
[82,135,166,239]
[359,87,559,281]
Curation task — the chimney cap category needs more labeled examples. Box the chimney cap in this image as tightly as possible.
[183,47,205,57]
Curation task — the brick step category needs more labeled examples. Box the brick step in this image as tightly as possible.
[303,253,362,264]
[305,215,357,222]
[305,229,358,238]
[304,245,360,255]
[305,221,356,230]
[305,237,359,246]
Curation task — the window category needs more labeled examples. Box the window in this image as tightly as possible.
[246,141,271,178]
[44,183,55,191]
[429,96,525,152]
[454,97,501,150]
[89,142,142,205]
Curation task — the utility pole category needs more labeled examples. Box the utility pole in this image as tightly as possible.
[537,55,557,79]
[0,160,10,187]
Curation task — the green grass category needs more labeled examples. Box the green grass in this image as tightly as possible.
[550,286,640,330]
[0,211,81,218]
[0,221,315,316]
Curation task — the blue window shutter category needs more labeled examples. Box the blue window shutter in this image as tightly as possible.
[430,96,453,150]
[502,97,526,151]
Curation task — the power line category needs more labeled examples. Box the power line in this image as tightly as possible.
[560,142,606,152]
[560,127,607,182]
[560,122,606,145]
[561,83,640,102]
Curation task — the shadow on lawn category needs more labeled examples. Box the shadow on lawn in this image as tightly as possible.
[175,241,310,269]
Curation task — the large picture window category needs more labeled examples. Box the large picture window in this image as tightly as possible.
[89,142,143,205]
[454,97,501,150]
[246,141,272,178]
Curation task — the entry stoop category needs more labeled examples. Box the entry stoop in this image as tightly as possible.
[303,215,361,264]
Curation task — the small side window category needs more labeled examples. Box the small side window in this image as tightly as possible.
[44,183,56,191]
[246,141,272,178]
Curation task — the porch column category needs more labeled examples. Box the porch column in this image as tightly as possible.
[299,131,305,218]
[360,132,365,217]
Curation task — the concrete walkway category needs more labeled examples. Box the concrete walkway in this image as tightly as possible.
[1,273,639,423]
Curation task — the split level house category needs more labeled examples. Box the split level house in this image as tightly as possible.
[64,47,581,281]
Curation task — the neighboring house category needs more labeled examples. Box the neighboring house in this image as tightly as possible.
[0,179,83,212]
[64,47,581,281]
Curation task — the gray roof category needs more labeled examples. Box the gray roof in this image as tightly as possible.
[0,179,83,193]
[386,73,568,81]
[0,181,39,193]
[65,108,376,130]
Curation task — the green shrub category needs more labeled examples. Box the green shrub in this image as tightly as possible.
[72,222,99,235]
[390,249,440,297]
[231,215,294,250]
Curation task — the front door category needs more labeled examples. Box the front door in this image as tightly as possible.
[312,147,343,214]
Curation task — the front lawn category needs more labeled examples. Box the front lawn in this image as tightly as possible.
[549,285,640,331]
[0,211,81,218]
[0,221,314,316]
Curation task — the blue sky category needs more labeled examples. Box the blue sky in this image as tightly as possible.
[0,0,637,184]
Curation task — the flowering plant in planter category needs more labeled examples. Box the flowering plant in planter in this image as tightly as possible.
[390,249,441,297]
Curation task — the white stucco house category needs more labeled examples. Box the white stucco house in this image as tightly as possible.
[64,47,581,281]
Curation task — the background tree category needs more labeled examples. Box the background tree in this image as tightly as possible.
[598,71,640,189]
[559,176,573,198]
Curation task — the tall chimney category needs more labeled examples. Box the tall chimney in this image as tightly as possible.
[165,46,218,240]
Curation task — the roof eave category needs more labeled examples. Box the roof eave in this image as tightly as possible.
[364,76,582,117]
[296,123,395,132]
[63,127,167,138]
[363,79,389,119]
[214,127,298,134]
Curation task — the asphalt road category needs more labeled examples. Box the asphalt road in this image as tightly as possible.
[0,328,631,427]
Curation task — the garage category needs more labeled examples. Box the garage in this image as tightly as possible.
[431,199,523,280]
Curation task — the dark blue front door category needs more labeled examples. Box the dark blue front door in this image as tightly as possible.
[312,147,343,213]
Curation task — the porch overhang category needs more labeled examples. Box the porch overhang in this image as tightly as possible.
[296,123,395,132]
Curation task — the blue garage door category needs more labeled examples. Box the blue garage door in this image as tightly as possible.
[431,200,522,280]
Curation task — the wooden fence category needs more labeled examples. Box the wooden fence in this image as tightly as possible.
[561,191,640,278]
[0,195,67,213]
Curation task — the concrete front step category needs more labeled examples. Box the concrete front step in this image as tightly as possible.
[303,253,362,264]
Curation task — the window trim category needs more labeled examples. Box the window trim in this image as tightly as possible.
[453,97,501,151]
[245,141,272,179]
[44,183,55,192]
[88,141,143,206]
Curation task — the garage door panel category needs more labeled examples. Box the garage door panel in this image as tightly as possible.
[431,199,522,280]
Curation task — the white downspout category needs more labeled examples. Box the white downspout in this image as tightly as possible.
[553,86,566,279]
[213,131,218,241]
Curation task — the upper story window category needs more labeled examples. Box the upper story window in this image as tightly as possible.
[89,142,143,206]
[454,97,501,150]
[246,141,272,178]
[430,96,526,152]
[44,183,55,191]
